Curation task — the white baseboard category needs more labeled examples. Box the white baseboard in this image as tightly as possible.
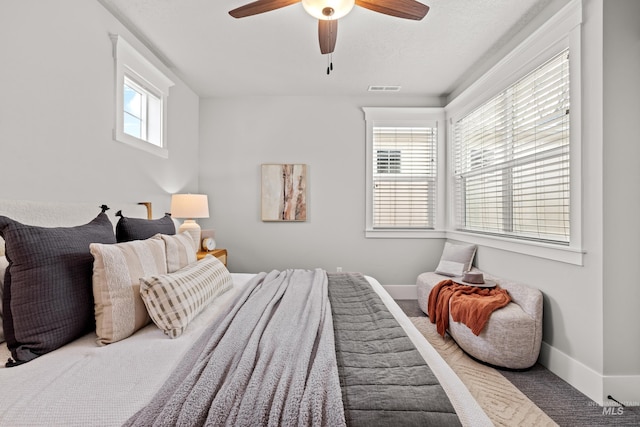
[386,286,640,407]
[388,288,608,404]
[382,284,417,300]
[539,342,603,404]
[540,342,640,406]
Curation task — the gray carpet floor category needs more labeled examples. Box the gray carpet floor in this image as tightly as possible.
[395,299,640,427]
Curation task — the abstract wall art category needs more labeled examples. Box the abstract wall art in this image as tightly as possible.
[261,164,307,221]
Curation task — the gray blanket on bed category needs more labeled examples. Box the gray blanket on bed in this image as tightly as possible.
[125,268,346,427]
[328,272,461,426]
[126,270,460,426]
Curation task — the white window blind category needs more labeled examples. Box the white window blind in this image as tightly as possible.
[453,48,570,244]
[372,126,437,229]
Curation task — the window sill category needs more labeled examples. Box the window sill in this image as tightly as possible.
[115,132,168,159]
[446,230,585,266]
[365,229,446,239]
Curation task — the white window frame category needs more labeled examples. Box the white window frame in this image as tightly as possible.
[364,107,446,239]
[110,34,174,158]
[445,0,583,265]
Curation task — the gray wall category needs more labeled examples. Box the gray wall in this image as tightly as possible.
[602,0,640,377]
[2,0,638,406]
[0,0,200,214]
[198,95,446,284]
[198,0,640,404]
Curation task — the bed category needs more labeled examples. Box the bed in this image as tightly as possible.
[0,199,491,426]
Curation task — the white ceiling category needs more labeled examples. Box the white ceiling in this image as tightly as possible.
[98,0,559,98]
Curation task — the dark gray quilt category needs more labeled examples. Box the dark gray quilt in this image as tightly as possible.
[328,272,461,426]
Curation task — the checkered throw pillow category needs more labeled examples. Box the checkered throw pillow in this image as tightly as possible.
[139,255,232,338]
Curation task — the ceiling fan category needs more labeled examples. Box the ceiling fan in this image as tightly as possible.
[229,0,429,61]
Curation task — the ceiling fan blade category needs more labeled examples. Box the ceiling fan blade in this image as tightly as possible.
[318,19,338,54]
[355,0,429,20]
[229,0,300,18]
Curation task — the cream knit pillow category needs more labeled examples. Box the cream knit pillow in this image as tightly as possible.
[155,232,197,273]
[90,238,167,345]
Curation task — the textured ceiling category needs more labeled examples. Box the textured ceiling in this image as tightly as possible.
[98,0,561,98]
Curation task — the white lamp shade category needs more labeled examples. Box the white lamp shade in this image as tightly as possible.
[301,0,355,20]
[170,194,209,219]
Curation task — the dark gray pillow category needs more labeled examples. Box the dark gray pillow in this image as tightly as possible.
[115,211,175,243]
[0,211,116,366]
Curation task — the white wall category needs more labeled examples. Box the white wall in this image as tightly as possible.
[198,95,446,285]
[0,0,200,215]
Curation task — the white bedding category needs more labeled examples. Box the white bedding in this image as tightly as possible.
[0,273,491,427]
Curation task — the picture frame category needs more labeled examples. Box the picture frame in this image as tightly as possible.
[261,164,307,222]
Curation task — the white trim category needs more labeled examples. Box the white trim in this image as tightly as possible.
[365,230,446,239]
[567,22,583,253]
[110,34,174,159]
[446,230,584,266]
[539,341,603,405]
[435,110,447,232]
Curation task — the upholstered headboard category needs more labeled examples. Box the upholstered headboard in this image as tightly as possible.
[0,199,151,256]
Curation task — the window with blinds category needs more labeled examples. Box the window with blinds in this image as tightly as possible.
[453,48,570,244]
[372,126,437,229]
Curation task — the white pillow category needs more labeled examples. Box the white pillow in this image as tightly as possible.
[90,238,168,345]
[435,242,477,277]
[154,232,197,273]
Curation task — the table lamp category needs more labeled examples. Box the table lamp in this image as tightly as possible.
[170,194,209,251]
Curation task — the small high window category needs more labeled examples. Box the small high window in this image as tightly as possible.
[111,34,173,158]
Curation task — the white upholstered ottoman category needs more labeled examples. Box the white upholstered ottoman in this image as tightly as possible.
[416,269,543,369]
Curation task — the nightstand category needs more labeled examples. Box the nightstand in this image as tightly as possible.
[197,248,227,266]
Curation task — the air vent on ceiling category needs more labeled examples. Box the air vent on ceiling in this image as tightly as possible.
[368,85,402,92]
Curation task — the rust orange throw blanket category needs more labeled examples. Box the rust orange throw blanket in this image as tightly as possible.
[427,279,511,337]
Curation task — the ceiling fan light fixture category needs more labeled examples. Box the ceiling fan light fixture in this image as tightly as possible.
[301,0,355,20]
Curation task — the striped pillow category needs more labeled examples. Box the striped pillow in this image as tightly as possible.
[139,255,232,338]
[90,238,167,345]
[155,232,197,273]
